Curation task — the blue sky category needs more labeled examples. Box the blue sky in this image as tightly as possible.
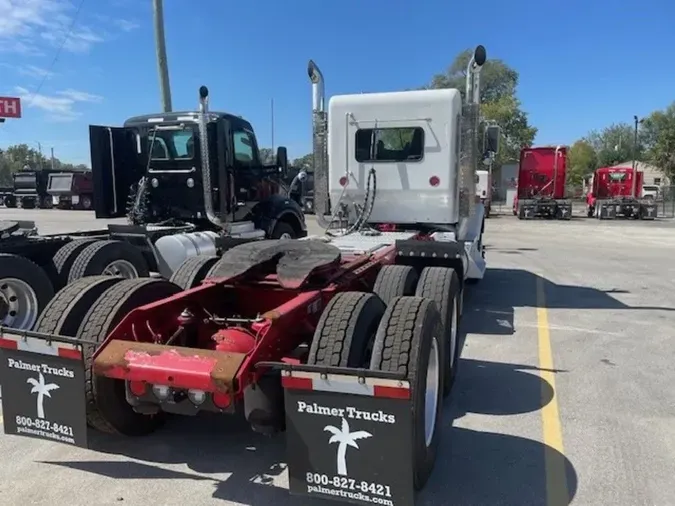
[1,0,674,165]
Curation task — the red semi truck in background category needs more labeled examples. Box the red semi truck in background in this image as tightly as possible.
[586,167,657,220]
[47,170,94,210]
[513,145,571,220]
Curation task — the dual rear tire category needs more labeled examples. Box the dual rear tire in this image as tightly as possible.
[34,277,182,436]
[307,264,462,490]
[52,239,150,290]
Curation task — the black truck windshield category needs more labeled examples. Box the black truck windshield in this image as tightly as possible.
[608,172,627,182]
[146,129,195,161]
[49,174,73,191]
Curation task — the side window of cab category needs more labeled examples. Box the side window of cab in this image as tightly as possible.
[233,129,259,167]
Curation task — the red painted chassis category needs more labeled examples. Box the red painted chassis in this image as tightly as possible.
[91,238,404,408]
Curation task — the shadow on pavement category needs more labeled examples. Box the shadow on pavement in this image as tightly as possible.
[37,267,606,505]
[462,267,675,338]
[41,351,577,505]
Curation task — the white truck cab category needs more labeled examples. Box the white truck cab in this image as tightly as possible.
[306,45,499,284]
[327,89,463,224]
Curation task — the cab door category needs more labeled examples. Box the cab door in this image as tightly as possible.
[89,125,139,218]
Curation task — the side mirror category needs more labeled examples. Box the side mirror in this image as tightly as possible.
[276,146,288,177]
[484,125,500,154]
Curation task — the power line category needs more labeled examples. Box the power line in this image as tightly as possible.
[28,0,87,105]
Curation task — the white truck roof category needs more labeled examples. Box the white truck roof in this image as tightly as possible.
[328,88,462,224]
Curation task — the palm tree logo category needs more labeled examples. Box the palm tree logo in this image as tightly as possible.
[27,373,60,419]
[323,417,372,476]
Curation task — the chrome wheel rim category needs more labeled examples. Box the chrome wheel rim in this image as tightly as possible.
[424,336,441,447]
[0,278,39,330]
[103,260,138,278]
[279,232,292,240]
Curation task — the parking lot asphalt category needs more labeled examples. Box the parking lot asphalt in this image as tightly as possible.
[1,210,675,506]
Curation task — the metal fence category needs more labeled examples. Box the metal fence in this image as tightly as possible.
[490,186,675,219]
[656,186,675,218]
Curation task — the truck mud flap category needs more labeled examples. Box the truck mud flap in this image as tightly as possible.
[0,328,92,448]
[260,362,414,506]
[640,203,657,220]
[599,203,617,219]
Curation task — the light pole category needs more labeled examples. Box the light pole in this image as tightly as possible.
[632,115,644,198]
[152,0,172,112]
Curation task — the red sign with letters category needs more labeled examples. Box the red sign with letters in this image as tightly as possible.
[0,97,22,118]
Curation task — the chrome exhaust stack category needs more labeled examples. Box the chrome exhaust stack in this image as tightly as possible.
[465,45,486,106]
[307,59,331,228]
[459,45,487,218]
[197,85,226,229]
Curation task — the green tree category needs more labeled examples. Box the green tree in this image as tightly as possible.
[567,140,598,185]
[4,144,48,169]
[425,49,518,103]
[292,153,313,171]
[0,144,90,185]
[480,95,537,166]
[259,147,275,164]
[641,104,675,179]
[584,123,642,168]
[425,49,537,164]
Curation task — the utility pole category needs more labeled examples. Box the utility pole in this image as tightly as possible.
[632,115,643,198]
[36,141,43,169]
[50,147,55,170]
[152,0,172,112]
[271,98,275,152]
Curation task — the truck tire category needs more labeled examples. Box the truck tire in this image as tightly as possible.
[372,265,418,305]
[41,195,53,209]
[369,296,445,491]
[4,196,16,208]
[21,198,35,209]
[415,267,461,397]
[76,278,183,435]
[52,239,100,289]
[0,254,55,331]
[68,240,150,283]
[307,292,386,368]
[34,276,125,336]
[169,255,219,290]
[270,221,296,240]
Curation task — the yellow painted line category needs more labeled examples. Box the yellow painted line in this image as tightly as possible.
[536,276,570,506]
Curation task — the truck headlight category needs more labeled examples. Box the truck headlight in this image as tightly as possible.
[186,178,195,188]
[151,178,159,188]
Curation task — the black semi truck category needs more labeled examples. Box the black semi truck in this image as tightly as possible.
[4,169,65,209]
[1,85,308,332]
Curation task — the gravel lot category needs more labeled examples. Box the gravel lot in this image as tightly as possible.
[1,210,675,506]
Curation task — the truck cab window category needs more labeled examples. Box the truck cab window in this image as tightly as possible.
[233,130,256,165]
[150,138,169,159]
[172,131,193,159]
[147,130,195,161]
[355,127,424,163]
